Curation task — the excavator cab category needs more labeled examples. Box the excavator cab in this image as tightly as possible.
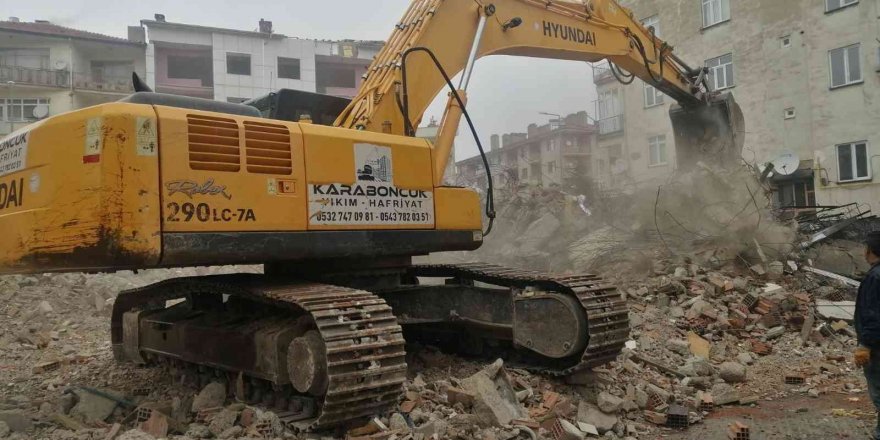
[669,92,746,170]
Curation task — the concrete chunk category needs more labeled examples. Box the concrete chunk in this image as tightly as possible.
[460,360,526,427]
[577,402,617,434]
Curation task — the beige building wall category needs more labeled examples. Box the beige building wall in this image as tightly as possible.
[599,0,880,209]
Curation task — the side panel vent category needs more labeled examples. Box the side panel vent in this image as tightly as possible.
[244,121,292,175]
[187,114,241,172]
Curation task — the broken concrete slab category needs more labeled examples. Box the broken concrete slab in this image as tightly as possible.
[554,419,585,440]
[765,326,786,340]
[69,389,125,424]
[192,382,227,412]
[719,362,747,383]
[576,402,617,434]
[459,359,526,427]
[597,392,624,414]
[816,300,855,321]
[389,413,408,431]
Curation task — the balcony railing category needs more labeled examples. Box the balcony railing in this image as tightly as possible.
[0,65,69,88]
[592,63,613,84]
[0,66,135,93]
[73,72,134,93]
[563,145,590,155]
[598,115,624,136]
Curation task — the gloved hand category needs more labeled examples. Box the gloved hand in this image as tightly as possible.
[855,346,871,367]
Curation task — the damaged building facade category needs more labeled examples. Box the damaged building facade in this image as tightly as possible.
[135,16,381,102]
[0,19,146,136]
[455,111,595,192]
[596,0,880,210]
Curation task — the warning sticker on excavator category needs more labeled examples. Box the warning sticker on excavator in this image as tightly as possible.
[307,143,434,226]
[136,117,157,156]
[84,117,103,163]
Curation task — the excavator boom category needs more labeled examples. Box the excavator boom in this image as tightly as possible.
[336,0,744,171]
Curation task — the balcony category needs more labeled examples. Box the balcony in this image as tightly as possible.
[73,72,134,94]
[563,145,590,156]
[0,65,69,88]
[0,66,136,94]
[592,63,614,85]
[598,115,624,136]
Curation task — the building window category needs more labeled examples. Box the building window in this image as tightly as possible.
[316,64,356,92]
[702,0,730,28]
[784,108,796,119]
[548,161,557,174]
[227,53,251,76]
[706,53,734,90]
[781,35,792,48]
[644,83,664,107]
[167,55,213,85]
[278,57,301,80]
[521,168,528,180]
[641,15,660,38]
[829,44,862,88]
[597,89,623,135]
[776,180,816,207]
[0,48,50,69]
[0,98,50,121]
[826,0,858,13]
[837,141,870,182]
[90,61,134,82]
[648,135,667,166]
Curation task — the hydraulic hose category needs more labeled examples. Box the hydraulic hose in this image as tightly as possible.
[399,47,496,236]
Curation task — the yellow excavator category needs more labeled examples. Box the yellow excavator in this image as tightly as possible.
[0,0,743,430]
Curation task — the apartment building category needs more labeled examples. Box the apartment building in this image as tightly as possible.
[456,112,595,192]
[0,18,146,135]
[138,16,381,103]
[595,0,880,209]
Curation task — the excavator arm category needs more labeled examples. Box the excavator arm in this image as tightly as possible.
[335,0,744,178]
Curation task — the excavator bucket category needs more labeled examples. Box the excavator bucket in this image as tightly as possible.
[669,93,745,170]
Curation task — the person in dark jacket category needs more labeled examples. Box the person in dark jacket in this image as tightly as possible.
[856,231,880,439]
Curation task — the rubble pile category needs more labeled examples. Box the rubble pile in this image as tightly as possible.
[0,162,875,438]
[466,164,797,278]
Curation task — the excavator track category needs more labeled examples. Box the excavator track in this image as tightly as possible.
[406,263,630,375]
[112,275,407,431]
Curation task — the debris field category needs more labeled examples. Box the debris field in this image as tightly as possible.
[0,164,877,439]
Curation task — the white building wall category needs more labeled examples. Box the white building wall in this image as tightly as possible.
[211,34,319,102]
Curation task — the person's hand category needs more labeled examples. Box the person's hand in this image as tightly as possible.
[855,346,871,367]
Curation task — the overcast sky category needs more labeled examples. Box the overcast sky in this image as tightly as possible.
[8,0,598,160]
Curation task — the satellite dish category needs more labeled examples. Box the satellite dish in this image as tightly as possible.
[54,60,68,70]
[771,151,801,176]
[32,105,49,119]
